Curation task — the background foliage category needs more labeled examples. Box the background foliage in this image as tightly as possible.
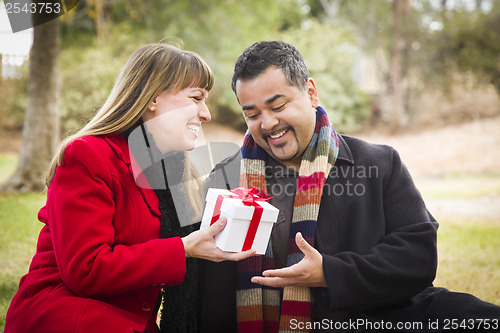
[3,0,500,134]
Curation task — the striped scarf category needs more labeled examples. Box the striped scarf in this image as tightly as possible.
[237,106,339,333]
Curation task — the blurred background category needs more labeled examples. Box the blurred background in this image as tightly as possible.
[1,0,499,330]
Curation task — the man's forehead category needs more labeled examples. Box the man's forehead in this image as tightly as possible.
[236,70,294,106]
[238,67,286,84]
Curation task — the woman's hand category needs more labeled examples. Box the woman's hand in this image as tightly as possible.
[182,217,257,262]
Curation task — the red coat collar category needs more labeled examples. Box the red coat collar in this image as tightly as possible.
[103,134,131,165]
[103,134,160,217]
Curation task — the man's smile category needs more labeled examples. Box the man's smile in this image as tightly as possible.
[264,127,292,147]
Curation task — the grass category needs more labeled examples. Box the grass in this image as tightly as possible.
[0,153,45,331]
[415,172,500,199]
[0,156,499,331]
[434,218,500,305]
[0,192,45,331]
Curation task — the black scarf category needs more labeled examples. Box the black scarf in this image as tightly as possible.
[156,186,199,333]
[123,122,199,333]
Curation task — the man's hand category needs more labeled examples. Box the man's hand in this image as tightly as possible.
[251,232,326,288]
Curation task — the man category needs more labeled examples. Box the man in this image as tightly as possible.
[197,41,500,332]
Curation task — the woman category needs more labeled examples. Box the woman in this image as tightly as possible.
[5,43,254,333]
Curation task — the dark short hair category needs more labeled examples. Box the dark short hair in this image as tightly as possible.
[231,41,309,93]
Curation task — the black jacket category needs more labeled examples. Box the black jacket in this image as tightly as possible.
[197,134,439,332]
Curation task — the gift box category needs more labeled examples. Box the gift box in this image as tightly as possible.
[200,187,279,255]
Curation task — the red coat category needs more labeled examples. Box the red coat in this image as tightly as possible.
[5,135,187,333]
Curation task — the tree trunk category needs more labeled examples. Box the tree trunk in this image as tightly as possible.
[95,0,110,42]
[390,0,403,135]
[1,17,60,192]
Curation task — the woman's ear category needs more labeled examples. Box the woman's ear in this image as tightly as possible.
[142,98,158,122]
[149,97,158,111]
[306,78,319,108]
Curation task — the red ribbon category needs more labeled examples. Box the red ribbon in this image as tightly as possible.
[210,187,270,251]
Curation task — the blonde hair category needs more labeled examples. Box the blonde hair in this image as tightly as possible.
[46,43,214,217]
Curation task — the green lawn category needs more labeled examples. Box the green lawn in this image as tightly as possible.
[434,218,500,304]
[0,157,499,331]
[415,172,500,199]
[0,192,45,331]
